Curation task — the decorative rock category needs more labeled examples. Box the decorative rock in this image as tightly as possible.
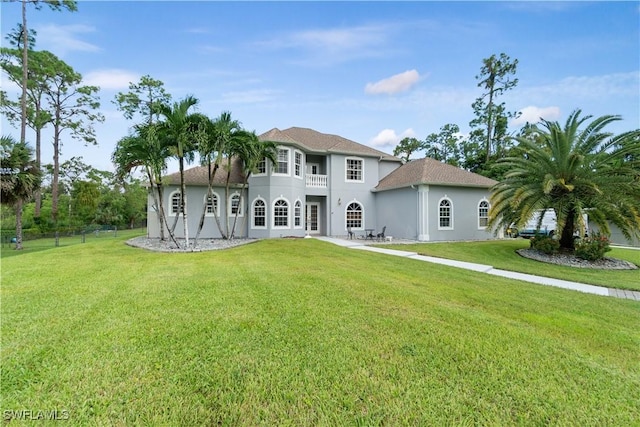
[517,248,637,270]
[126,237,257,253]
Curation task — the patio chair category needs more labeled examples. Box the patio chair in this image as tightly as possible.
[347,226,354,240]
[376,226,386,241]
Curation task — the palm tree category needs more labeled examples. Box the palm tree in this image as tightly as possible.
[489,109,640,250]
[155,95,201,248]
[112,124,178,246]
[1,135,41,250]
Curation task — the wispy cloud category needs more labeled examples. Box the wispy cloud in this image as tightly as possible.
[83,69,140,90]
[35,23,100,56]
[521,72,639,102]
[369,128,416,148]
[365,70,423,95]
[512,106,561,126]
[256,23,394,66]
[220,89,281,104]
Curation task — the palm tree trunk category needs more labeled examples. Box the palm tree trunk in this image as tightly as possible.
[180,158,189,248]
[560,209,577,250]
[156,182,180,248]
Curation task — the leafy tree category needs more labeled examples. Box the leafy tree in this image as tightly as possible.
[423,124,462,166]
[40,55,103,224]
[0,135,41,249]
[489,110,640,251]
[113,74,171,126]
[393,137,422,162]
[468,53,519,172]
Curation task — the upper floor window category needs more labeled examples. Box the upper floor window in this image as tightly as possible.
[252,198,266,228]
[439,198,453,229]
[205,193,219,216]
[346,202,363,229]
[273,199,289,228]
[345,157,363,182]
[294,200,302,228]
[275,148,289,175]
[478,200,489,228]
[170,191,182,215]
[294,151,303,178]
[229,193,243,217]
[256,157,267,175]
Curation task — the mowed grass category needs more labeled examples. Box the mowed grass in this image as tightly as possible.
[2,236,639,425]
[386,239,640,291]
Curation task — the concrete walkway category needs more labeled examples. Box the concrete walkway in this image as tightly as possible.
[315,236,640,301]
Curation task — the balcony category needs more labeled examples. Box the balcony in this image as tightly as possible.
[306,174,327,188]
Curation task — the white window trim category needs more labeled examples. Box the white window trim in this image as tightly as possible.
[345,157,364,183]
[254,157,268,177]
[438,196,454,230]
[168,189,182,216]
[272,196,290,229]
[273,147,291,176]
[345,200,364,231]
[251,196,267,229]
[293,198,303,229]
[228,192,244,217]
[294,150,304,179]
[204,191,220,217]
[478,199,490,230]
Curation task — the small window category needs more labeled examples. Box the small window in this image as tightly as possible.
[294,200,302,228]
[346,202,363,229]
[256,157,267,175]
[275,148,289,175]
[253,199,266,228]
[229,193,243,217]
[346,158,363,182]
[439,198,452,229]
[170,191,182,215]
[294,151,303,178]
[273,199,289,228]
[205,193,218,216]
[478,200,489,228]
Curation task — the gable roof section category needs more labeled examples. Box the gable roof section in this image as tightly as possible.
[163,157,245,186]
[374,157,498,191]
[260,127,401,162]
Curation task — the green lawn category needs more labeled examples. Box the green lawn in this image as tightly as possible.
[383,239,640,291]
[2,236,639,425]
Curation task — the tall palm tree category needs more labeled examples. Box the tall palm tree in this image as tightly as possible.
[489,109,640,250]
[155,95,201,248]
[1,135,41,250]
[112,124,178,246]
[230,133,278,238]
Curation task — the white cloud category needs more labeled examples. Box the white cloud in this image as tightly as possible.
[36,24,100,56]
[83,69,139,90]
[365,70,422,95]
[369,128,416,148]
[512,106,561,126]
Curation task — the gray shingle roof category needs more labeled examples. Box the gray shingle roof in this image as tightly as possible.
[375,157,498,191]
[260,127,401,162]
[163,157,245,186]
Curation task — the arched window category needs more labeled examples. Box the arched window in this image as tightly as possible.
[439,198,453,229]
[478,200,489,228]
[346,202,363,229]
[253,199,266,228]
[204,193,218,216]
[273,199,289,228]
[170,191,182,215]
[229,193,243,217]
[294,200,302,228]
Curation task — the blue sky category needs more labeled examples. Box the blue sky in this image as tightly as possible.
[1,1,639,173]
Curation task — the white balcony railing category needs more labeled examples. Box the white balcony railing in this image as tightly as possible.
[306,174,327,188]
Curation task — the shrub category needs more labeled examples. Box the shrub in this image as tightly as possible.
[575,232,611,261]
[530,234,560,255]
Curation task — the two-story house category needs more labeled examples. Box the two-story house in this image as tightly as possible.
[146,127,499,241]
